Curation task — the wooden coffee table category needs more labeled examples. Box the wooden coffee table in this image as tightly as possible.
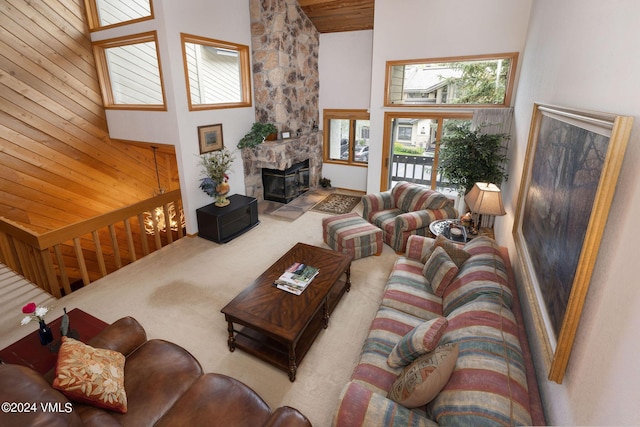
[221,242,353,381]
[0,308,108,374]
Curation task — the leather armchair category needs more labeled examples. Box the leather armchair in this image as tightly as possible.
[0,317,312,427]
[362,181,458,252]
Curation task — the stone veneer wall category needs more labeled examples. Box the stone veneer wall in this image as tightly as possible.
[244,0,322,201]
[249,0,319,132]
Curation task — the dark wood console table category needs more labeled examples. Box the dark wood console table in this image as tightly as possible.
[0,309,108,374]
[196,194,259,243]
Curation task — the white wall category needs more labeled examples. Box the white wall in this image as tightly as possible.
[318,30,373,191]
[495,0,640,424]
[93,0,255,234]
[367,0,533,193]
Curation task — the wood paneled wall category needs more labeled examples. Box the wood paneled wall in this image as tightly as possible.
[0,0,178,233]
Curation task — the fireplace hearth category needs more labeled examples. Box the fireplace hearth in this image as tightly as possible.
[262,159,309,203]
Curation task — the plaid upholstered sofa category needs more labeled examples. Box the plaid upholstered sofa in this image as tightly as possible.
[333,235,545,426]
[361,182,458,252]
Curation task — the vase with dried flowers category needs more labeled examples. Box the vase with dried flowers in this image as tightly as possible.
[20,302,53,345]
[199,148,234,207]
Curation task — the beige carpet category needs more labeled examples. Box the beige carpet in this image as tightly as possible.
[0,205,397,427]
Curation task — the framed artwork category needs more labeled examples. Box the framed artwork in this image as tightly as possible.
[198,123,224,154]
[513,103,633,383]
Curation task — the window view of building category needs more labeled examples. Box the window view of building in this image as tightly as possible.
[324,110,370,165]
[387,114,472,195]
[386,53,517,107]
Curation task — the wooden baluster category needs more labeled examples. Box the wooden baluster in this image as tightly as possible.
[40,248,62,298]
[124,219,137,262]
[108,224,122,269]
[29,245,48,292]
[152,210,162,250]
[175,201,185,238]
[163,204,173,244]
[15,242,36,285]
[53,244,71,294]
[92,230,107,277]
[73,237,90,286]
[138,213,150,256]
[0,232,20,272]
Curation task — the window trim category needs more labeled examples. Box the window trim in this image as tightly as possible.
[323,109,370,167]
[84,0,155,32]
[384,52,518,108]
[180,33,252,111]
[92,31,167,111]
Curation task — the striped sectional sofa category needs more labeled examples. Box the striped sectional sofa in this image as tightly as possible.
[333,235,544,426]
[361,182,458,252]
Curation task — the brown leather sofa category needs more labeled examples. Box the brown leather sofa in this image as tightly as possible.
[0,316,312,427]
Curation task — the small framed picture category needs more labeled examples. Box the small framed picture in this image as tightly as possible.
[281,131,291,139]
[198,123,224,154]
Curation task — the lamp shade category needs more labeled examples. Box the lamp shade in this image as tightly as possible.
[464,182,506,216]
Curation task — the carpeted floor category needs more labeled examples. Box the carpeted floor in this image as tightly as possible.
[0,204,396,427]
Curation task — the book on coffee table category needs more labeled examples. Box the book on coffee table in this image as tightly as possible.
[274,262,319,295]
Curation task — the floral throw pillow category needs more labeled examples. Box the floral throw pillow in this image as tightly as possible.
[387,317,448,368]
[388,343,459,408]
[423,246,459,296]
[52,337,127,413]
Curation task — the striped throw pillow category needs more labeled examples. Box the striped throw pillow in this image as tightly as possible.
[387,317,448,368]
[423,246,459,296]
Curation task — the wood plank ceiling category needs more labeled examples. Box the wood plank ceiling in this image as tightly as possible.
[0,0,178,233]
[298,0,374,33]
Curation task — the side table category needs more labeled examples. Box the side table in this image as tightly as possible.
[0,308,108,375]
[429,219,495,243]
[197,194,259,243]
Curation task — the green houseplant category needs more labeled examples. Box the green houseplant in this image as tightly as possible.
[237,122,278,149]
[438,123,509,195]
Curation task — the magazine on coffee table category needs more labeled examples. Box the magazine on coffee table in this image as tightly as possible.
[274,262,319,295]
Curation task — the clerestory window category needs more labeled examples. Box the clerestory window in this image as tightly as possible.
[181,34,252,111]
[84,0,154,32]
[92,31,166,110]
[385,52,518,108]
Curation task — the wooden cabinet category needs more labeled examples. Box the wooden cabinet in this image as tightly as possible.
[196,195,259,243]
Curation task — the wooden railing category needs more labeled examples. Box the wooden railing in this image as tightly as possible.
[0,190,185,298]
[391,154,451,188]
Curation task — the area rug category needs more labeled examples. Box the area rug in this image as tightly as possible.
[311,193,361,214]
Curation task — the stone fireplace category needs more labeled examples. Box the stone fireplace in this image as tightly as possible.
[241,133,322,201]
[242,0,321,202]
[262,159,309,203]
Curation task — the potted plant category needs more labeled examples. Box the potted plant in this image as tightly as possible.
[438,123,509,195]
[199,148,234,207]
[237,122,278,149]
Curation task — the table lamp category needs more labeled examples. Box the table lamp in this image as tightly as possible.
[464,182,506,234]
